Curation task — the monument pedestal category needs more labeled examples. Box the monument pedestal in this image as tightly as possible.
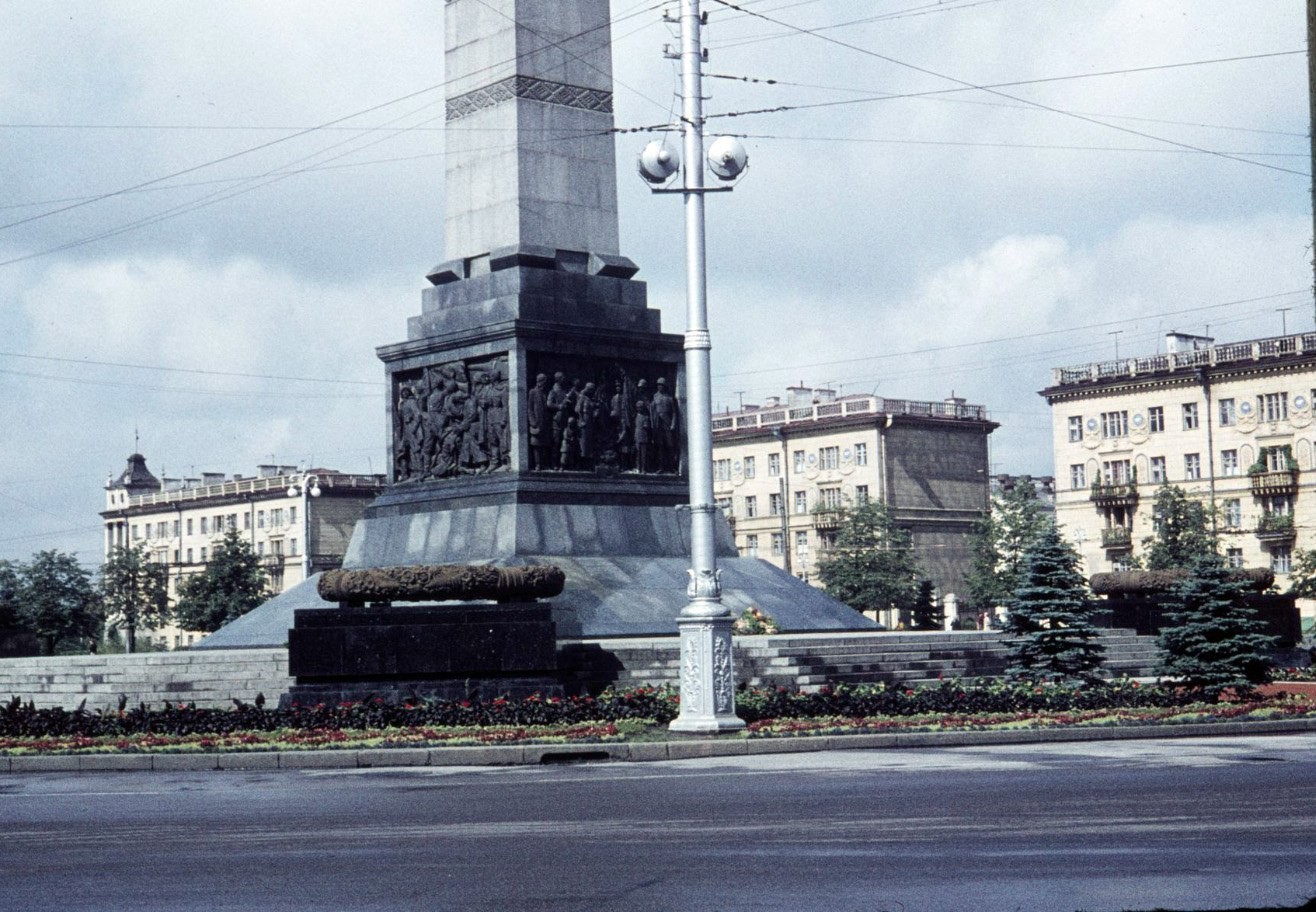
[282,601,560,707]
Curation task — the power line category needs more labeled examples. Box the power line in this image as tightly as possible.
[706,1,1306,177]
[710,289,1311,379]
[0,350,380,386]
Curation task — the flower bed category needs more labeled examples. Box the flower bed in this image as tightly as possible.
[2,681,1312,756]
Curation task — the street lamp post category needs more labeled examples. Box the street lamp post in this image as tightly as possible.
[286,472,320,583]
[641,0,747,733]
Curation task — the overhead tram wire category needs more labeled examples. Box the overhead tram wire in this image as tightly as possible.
[704,53,1311,140]
[0,0,664,236]
[727,132,1303,158]
[704,0,1306,178]
[708,289,1311,380]
[10,52,1302,216]
[0,351,381,387]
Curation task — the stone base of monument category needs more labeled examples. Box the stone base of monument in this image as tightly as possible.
[281,601,561,708]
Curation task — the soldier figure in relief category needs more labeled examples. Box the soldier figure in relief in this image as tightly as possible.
[650,376,679,473]
[527,373,551,471]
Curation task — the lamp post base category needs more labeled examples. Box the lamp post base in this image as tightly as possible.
[668,614,746,733]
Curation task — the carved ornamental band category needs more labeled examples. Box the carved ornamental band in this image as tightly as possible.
[447,75,614,121]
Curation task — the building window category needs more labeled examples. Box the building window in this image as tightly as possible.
[1068,416,1083,442]
[713,459,732,483]
[1148,406,1164,433]
[1149,457,1166,484]
[1226,547,1244,569]
[855,485,869,502]
[1261,392,1289,423]
[819,487,843,510]
[273,508,285,528]
[744,534,759,558]
[186,518,193,535]
[793,450,805,473]
[1263,445,1294,472]
[1272,545,1293,575]
[1101,460,1132,484]
[257,510,266,530]
[172,549,179,563]
[1184,453,1201,480]
[794,491,809,514]
[200,517,209,535]
[1218,399,1235,427]
[290,539,298,556]
[200,547,208,562]
[744,495,758,518]
[1221,449,1239,476]
[819,446,840,470]
[854,443,868,466]
[1182,403,1199,430]
[769,493,782,516]
[257,542,265,556]
[1223,499,1242,529]
[1070,464,1086,489]
[172,520,180,538]
[794,530,809,553]
[743,456,756,479]
[1100,411,1128,439]
[767,453,781,477]
[243,512,251,531]
[186,548,193,563]
[771,533,784,556]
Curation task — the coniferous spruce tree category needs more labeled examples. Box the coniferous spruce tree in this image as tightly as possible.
[1003,525,1105,683]
[910,579,944,631]
[1159,555,1276,698]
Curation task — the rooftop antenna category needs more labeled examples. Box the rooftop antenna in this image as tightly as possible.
[1107,330,1123,360]
[1278,306,1292,336]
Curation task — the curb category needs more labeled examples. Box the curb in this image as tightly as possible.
[4,716,1316,774]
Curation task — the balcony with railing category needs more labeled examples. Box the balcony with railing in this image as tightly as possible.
[1090,477,1139,507]
[1051,331,1316,388]
[711,393,989,433]
[1255,512,1296,544]
[812,508,846,532]
[1250,467,1299,497]
[1101,526,1133,550]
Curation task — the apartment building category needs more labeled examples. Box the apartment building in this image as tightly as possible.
[711,386,996,606]
[101,453,385,648]
[1042,331,1316,592]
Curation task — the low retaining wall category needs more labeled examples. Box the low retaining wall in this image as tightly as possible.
[0,650,291,710]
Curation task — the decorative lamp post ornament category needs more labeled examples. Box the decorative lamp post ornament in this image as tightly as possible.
[641,0,747,733]
[287,472,321,582]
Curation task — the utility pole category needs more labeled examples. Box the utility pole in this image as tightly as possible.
[640,0,748,733]
[1309,0,1316,322]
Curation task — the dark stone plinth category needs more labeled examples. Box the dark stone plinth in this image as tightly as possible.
[283,601,560,708]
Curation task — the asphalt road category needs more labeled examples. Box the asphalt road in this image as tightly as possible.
[3,734,1315,912]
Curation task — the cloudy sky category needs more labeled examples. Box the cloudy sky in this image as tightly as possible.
[0,0,1309,566]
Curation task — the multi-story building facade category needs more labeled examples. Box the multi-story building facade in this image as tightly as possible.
[711,386,996,614]
[101,454,385,648]
[1042,331,1316,595]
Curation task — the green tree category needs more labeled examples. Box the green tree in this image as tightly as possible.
[1142,485,1216,570]
[910,578,945,631]
[1003,526,1105,683]
[0,560,21,630]
[1286,547,1316,600]
[1159,555,1276,697]
[174,529,270,633]
[100,542,172,653]
[966,482,1053,612]
[817,500,920,620]
[17,550,102,655]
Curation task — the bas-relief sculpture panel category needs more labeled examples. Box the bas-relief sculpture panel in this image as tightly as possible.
[525,355,682,476]
[393,355,510,482]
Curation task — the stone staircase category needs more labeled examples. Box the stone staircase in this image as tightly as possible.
[560,629,1163,694]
